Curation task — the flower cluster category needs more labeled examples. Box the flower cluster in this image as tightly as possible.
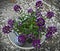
[2,0,57,48]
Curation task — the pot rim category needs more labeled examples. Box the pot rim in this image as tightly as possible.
[8,34,35,50]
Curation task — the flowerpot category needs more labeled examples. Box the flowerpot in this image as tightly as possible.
[8,32,46,50]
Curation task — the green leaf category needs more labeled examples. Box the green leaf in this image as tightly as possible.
[13,13,39,35]
[40,33,42,38]
[34,31,38,35]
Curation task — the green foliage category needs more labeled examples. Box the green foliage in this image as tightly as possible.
[13,15,39,35]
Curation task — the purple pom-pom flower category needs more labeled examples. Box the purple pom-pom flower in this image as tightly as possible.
[38,25,46,31]
[27,34,35,39]
[28,8,33,13]
[32,39,41,48]
[46,11,54,19]
[14,5,21,12]
[2,26,12,34]
[18,34,26,43]
[47,26,57,34]
[46,26,57,38]
[27,34,35,43]
[46,31,52,38]
[36,17,45,26]
[8,19,14,28]
[36,11,42,17]
[36,0,43,7]
[18,22,22,26]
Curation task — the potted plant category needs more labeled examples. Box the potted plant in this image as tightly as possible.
[2,0,57,50]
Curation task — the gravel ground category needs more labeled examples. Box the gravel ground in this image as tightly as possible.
[0,0,60,51]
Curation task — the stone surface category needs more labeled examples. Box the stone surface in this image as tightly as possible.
[0,0,60,51]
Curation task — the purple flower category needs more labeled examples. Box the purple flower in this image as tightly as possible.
[36,11,42,17]
[28,8,33,13]
[46,11,54,19]
[46,26,57,38]
[18,34,26,43]
[36,17,45,26]
[46,31,52,38]
[27,34,35,43]
[14,5,21,12]
[8,19,14,28]
[18,22,22,26]
[32,39,41,48]
[47,26,57,34]
[36,0,43,7]
[27,34,35,39]
[39,25,46,31]
[2,26,12,34]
